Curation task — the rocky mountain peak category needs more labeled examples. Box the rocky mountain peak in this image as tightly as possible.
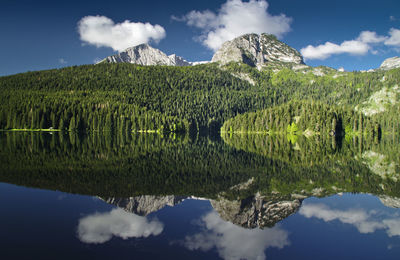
[99,33,305,68]
[379,56,400,70]
[103,195,186,216]
[379,195,400,208]
[168,54,191,66]
[100,43,191,66]
[102,192,302,229]
[210,194,302,229]
[211,33,304,68]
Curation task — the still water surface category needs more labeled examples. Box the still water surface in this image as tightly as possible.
[0,132,399,259]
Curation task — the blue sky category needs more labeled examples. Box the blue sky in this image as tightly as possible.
[0,0,399,76]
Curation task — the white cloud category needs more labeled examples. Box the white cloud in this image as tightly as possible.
[383,219,400,237]
[183,211,289,260]
[172,11,218,30]
[300,203,400,237]
[78,15,166,52]
[301,40,370,60]
[357,31,387,44]
[77,208,163,244]
[301,28,400,60]
[390,16,396,21]
[173,0,292,51]
[385,28,400,46]
[58,58,67,64]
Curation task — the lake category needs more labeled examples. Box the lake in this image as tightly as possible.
[0,132,399,259]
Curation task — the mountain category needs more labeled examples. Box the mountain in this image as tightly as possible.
[210,195,302,229]
[100,43,191,66]
[103,194,301,228]
[211,33,304,68]
[104,195,186,216]
[99,33,305,68]
[379,56,400,70]
[168,54,192,66]
[379,195,400,208]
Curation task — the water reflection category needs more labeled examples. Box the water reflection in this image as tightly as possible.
[103,194,302,229]
[93,193,400,259]
[360,151,399,181]
[77,208,164,244]
[379,196,400,208]
[1,131,400,259]
[2,132,400,201]
[103,195,186,216]
[300,203,400,237]
[209,195,301,229]
[183,211,289,260]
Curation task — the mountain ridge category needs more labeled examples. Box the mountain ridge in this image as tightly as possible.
[97,33,400,72]
[100,43,191,66]
[98,33,306,68]
[379,56,400,70]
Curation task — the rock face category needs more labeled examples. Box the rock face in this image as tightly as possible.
[101,44,191,66]
[379,57,400,70]
[104,195,186,216]
[211,33,304,67]
[210,194,302,229]
[103,193,301,228]
[100,33,305,68]
[167,54,191,66]
[379,195,400,208]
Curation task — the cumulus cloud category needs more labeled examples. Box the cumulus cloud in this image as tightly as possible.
[173,0,292,51]
[183,211,289,260]
[300,203,400,237]
[301,40,370,60]
[172,10,218,30]
[383,219,400,237]
[385,28,400,46]
[78,15,166,52]
[77,208,163,244]
[357,31,387,44]
[301,28,400,60]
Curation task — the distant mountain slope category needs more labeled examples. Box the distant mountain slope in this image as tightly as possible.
[99,43,191,66]
[379,56,400,70]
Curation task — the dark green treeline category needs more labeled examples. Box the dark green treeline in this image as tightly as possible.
[220,132,400,200]
[1,132,399,199]
[1,63,399,134]
[221,100,381,138]
[0,91,188,133]
[223,63,400,132]
[0,63,268,132]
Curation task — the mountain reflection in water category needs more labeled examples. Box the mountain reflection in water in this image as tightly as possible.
[0,131,399,259]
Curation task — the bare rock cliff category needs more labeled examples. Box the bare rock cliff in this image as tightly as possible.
[211,33,304,67]
[210,194,302,229]
[104,195,186,216]
[100,44,191,66]
[379,56,400,70]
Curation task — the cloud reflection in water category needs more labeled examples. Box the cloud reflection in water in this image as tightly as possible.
[77,208,163,244]
[300,203,400,237]
[184,211,290,260]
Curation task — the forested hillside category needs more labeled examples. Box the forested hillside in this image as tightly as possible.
[0,62,399,133]
[1,132,399,199]
[222,63,400,135]
[0,63,268,133]
[221,100,381,137]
